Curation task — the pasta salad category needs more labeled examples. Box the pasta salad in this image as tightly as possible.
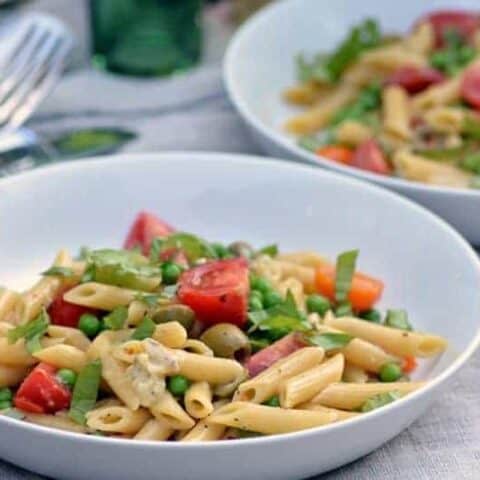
[0,212,447,440]
[284,10,480,189]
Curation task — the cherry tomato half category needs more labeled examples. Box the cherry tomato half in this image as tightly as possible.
[351,140,391,176]
[385,66,444,94]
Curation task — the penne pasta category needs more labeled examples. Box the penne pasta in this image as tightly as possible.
[0,364,29,388]
[33,344,87,372]
[342,363,369,383]
[86,405,150,434]
[133,418,174,441]
[185,381,214,419]
[153,322,187,349]
[150,391,195,430]
[382,85,411,140]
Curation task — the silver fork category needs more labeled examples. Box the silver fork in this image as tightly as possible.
[0,15,73,136]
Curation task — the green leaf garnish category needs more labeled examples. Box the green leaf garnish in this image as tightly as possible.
[7,309,50,354]
[335,250,358,303]
[161,284,179,299]
[461,152,480,174]
[131,316,156,340]
[149,237,164,262]
[133,292,162,307]
[305,332,353,351]
[41,266,75,278]
[360,391,402,413]
[298,130,336,152]
[462,117,480,140]
[385,309,412,331]
[103,306,128,330]
[68,360,102,425]
[257,244,278,257]
[157,232,217,263]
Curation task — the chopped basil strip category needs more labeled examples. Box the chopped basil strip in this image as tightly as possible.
[385,309,412,331]
[41,266,75,278]
[305,332,353,351]
[298,130,335,152]
[360,391,402,413]
[7,309,50,354]
[133,293,162,307]
[430,30,475,75]
[103,306,128,330]
[131,316,156,340]
[461,152,480,174]
[157,232,217,262]
[335,250,359,303]
[149,237,163,262]
[462,117,480,140]
[69,360,102,425]
[257,244,278,257]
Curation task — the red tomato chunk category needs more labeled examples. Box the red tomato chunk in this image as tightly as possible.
[385,66,444,94]
[178,258,249,327]
[352,140,391,176]
[48,288,98,328]
[461,64,480,109]
[14,363,71,414]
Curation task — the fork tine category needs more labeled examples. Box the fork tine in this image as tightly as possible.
[0,33,64,124]
[4,38,72,132]
[0,26,48,102]
[0,22,37,71]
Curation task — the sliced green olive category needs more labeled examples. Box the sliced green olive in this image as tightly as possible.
[228,241,254,259]
[151,304,195,331]
[200,323,251,362]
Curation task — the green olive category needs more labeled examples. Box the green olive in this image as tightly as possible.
[200,323,251,361]
[228,241,254,259]
[151,304,195,331]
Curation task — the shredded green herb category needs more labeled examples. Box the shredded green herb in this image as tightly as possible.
[7,309,50,354]
[430,29,475,76]
[131,316,156,340]
[385,309,412,331]
[41,266,75,278]
[103,306,128,330]
[335,250,359,303]
[257,244,278,257]
[305,332,353,351]
[360,391,402,412]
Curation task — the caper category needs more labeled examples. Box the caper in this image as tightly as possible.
[228,241,254,259]
[200,323,251,361]
[151,304,195,331]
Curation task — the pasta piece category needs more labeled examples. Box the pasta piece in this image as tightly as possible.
[208,402,337,434]
[0,364,29,387]
[276,251,328,269]
[150,391,195,430]
[315,324,395,372]
[285,84,359,134]
[25,412,89,433]
[342,63,386,86]
[182,339,214,357]
[382,85,411,140]
[185,381,214,419]
[64,282,138,311]
[412,77,461,111]
[393,149,472,188]
[0,338,36,367]
[275,260,316,293]
[174,350,245,385]
[324,316,447,357]
[33,344,87,372]
[313,382,424,410]
[276,277,306,311]
[87,330,131,361]
[423,107,466,133]
[235,347,324,403]
[280,353,344,408]
[360,44,427,72]
[86,405,150,434]
[181,420,226,442]
[342,363,369,383]
[283,82,332,106]
[126,301,149,327]
[298,402,360,421]
[153,322,187,349]
[133,418,174,441]
[404,22,435,54]
[213,370,248,398]
[47,325,91,351]
[0,288,24,325]
[335,120,373,146]
[22,250,73,321]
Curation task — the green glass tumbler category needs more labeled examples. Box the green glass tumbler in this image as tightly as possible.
[90,0,203,77]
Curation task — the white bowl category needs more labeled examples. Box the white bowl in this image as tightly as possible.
[0,153,479,480]
[224,0,480,245]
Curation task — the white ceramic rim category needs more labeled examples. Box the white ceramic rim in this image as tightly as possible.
[223,0,480,198]
[0,152,479,450]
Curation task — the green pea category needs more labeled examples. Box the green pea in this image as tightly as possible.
[263,395,280,407]
[379,362,403,382]
[167,375,190,396]
[0,388,12,403]
[0,400,11,410]
[249,295,263,312]
[360,309,382,323]
[78,313,101,338]
[162,262,182,285]
[211,243,230,259]
[263,291,283,309]
[306,294,331,316]
[335,302,352,317]
[57,368,77,389]
[250,275,272,295]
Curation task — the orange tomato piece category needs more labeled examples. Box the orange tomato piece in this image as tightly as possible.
[314,264,384,312]
[402,355,418,374]
[316,145,354,165]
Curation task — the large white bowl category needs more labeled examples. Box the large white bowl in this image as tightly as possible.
[0,153,479,480]
[224,0,480,245]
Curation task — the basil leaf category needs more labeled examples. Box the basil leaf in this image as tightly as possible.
[161,284,179,299]
[103,306,128,330]
[385,309,412,331]
[305,332,353,351]
[298,130,335,152]
[335,250,359,303]
[257,315,310,340]
[257,244,278,257]
[249,337,271,353]
[131,316,156,340]
[149,237,164,262]
[158,232,217,262]
[8,309,50,353]
[360,391,402,413]
[462,117,480,140]
[461,152,480,174]
[41,266,75,278]
[68,360,102,425]
[430,29,475,76]
[133,293,162,307]
[415,145,471,161]
[296,52,332,83]
[81,264,96,283]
